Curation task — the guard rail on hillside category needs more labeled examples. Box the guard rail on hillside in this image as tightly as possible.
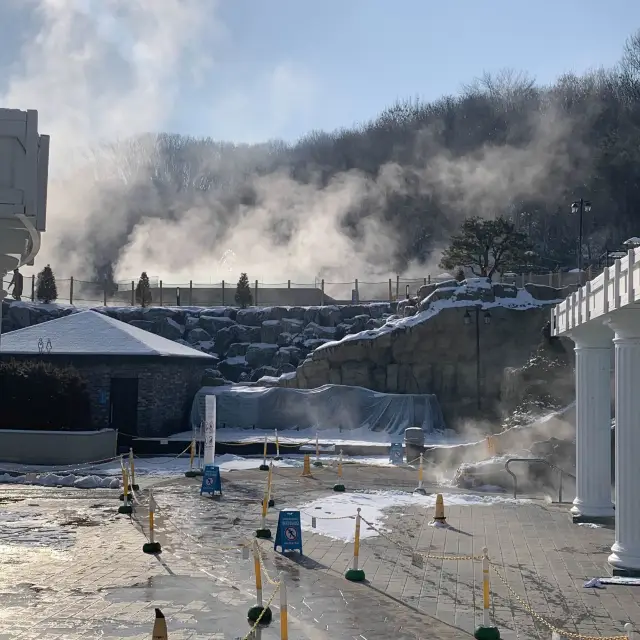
[505,457,575,503]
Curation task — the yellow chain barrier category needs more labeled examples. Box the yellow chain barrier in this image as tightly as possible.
[490,564,628,640]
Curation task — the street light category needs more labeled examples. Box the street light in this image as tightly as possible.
[570,198,592,276]
[464,307,491,410]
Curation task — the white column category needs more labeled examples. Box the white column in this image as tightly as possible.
[569,324,614,520]
[607,311,640,573]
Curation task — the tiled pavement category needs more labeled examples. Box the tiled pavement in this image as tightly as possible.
[0,463,637,639]
[145,464,638,640]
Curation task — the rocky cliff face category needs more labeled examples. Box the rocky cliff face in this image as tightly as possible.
[276,279,574,426]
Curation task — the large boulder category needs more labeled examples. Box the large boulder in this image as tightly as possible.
[317,305,341,327]
[198,315,236,334]
[157,317,184,340]
[218,357,251,382]
[214,325,261,356]
[282,318,304,334]
[245,343,279,368]
[261,320,283,344]
[186,327,212,344]
[227,342,250,357]
[303,322,336,340]
[235,308,263,326]
[251,365,278,382]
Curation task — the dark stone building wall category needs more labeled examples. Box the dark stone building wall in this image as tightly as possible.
[0,354,210,437]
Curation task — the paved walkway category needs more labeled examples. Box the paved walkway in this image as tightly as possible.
[0,462,636,639]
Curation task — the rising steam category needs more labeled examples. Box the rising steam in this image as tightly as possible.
[1,1,586,285]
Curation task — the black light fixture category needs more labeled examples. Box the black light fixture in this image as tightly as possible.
[463,310,472,325]
[483,311,491,325]
[571,200,591,214]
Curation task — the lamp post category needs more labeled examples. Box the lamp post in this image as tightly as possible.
[570,198,592,278]
[464,306,492,410]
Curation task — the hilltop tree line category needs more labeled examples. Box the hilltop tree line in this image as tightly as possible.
[71,28,640,285]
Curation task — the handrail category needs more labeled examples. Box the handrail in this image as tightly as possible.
[505,457,576,502]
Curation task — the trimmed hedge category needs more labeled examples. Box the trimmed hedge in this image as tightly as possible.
[0,359,92,431]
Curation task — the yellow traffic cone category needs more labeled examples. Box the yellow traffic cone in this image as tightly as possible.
[301,454,312,477]
[152,608,168,640]
[432,494,447,525]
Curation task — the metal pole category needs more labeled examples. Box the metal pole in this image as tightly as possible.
[578,198,584,280]
[476,307,481,410]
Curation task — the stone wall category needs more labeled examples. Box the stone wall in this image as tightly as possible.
[1,355,208,438]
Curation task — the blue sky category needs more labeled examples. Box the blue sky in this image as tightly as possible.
[1,0,639,145]
[172,0,640,142]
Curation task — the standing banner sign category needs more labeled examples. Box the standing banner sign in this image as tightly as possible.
[389,443,404,464]
[204,395,216,467]
[200,465,222,495]
[274,510,303,554]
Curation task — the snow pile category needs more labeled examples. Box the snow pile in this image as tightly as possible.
[318,280,562,350]
[294,490,531,542]
[0,472,119,489]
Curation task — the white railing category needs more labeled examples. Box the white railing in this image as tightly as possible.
[552,247,640,335]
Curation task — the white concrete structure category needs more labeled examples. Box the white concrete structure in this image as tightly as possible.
[552,247,640,574]
[0,108,49,299]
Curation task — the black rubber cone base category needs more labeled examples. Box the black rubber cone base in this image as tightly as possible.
[256,528,272,539]
[130,484,140,491]
[313,461,323,467]
[474,626,500,640]
[345,568,365,582]
[118,505,133,515]
[259,465,269,471]
[268,498,275,507]
[143,541,162,554]
[119,493,132,502]
[247,605,272,625]
[333,484,346,492]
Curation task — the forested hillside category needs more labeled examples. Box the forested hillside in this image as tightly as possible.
[61,31,640,283]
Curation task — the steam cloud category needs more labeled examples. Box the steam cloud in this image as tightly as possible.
[1,1,585,286]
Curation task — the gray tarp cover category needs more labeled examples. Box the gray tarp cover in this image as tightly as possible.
[190,384,446,434]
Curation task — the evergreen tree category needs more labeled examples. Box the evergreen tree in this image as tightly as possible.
[36,264,58,303]
[440,216,532,279]
[135,272,152,307]
[235,273,253,308]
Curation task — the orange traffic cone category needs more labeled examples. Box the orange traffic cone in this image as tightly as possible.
[152,608,167,639]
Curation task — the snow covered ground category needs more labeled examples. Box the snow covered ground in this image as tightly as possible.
[291,490,532,542]
[0,453,400,483]
[176,426,471,447]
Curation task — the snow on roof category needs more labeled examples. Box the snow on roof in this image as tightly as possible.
[316,280,563,352]
[0,310,214,358]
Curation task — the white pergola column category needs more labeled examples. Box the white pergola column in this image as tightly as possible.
[568,324,614,521]
[606,311,640,574]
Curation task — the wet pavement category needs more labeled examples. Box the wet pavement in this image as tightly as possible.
[0,462,636,639]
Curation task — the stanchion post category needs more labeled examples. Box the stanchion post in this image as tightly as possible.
[345,508,365,581]
[267,461,275,507]
[129,447,139,490]
[279,571,288,640]
[474,547,500,640]
[185,438,198,477]
[118,460,133,514]
[259,434,269,471]
[143,489,162,554]
[274,429,281,460]
[247,541,273,624]
[414,452,427,495]
[313,432,323,467]
[625,623,634,640]
[256,490,272,538]
[333,449,345,492]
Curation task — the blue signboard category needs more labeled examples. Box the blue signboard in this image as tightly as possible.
[389,443,404,464]
[200,465,222,495]
[274,510,303,554]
